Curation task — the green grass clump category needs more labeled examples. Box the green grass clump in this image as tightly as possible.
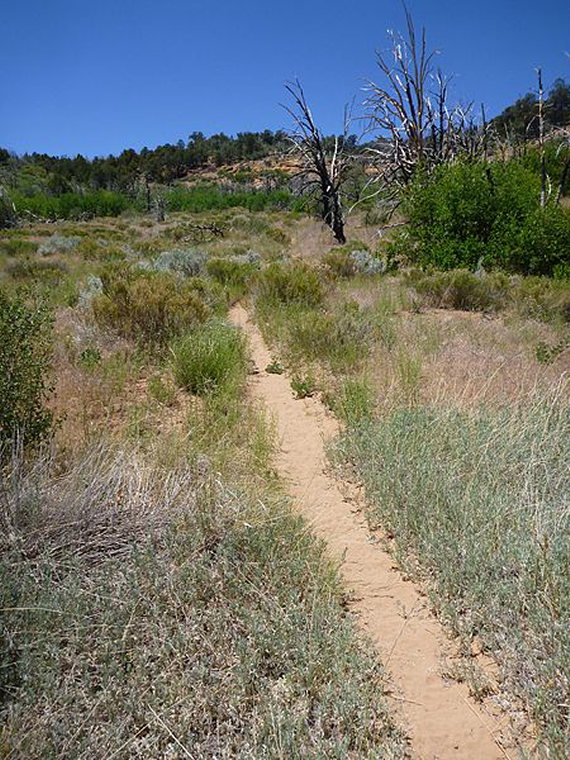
[330,377,375,424]
[0,290,53,454]
[324,244,386,279]
[336,393,570,754]
[0,238,38,256]
[6,259,69,283]
[288,302,378,370]
[171,320,247,395]
[255,261,325,307]
[407,269,570,323]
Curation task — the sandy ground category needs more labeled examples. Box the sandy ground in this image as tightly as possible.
[230,303,524,760]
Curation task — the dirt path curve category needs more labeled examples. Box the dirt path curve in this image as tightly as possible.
[231,303,515,760]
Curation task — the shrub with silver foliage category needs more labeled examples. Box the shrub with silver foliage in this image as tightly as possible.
[38,235,81,256]
[350,249,387,275]
[78,274,103,309]
[153,248,207,277]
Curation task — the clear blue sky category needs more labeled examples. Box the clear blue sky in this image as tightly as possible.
[1,0,568,157]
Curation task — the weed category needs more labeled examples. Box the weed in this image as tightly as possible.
[78,346,102,370]
[535,336,569,364]
[291,373,317,398]
[266,359,285,374]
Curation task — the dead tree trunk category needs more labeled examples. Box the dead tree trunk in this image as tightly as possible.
[537,68,547,207]
[284,80,350,244]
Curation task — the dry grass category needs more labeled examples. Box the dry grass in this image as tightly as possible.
[0,441,407,759]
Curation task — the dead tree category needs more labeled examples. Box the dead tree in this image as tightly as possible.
[284,80,350,244]
[363,6,485,193]
[537,67,548,207]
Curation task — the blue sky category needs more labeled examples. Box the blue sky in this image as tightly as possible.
[1,0,568,157]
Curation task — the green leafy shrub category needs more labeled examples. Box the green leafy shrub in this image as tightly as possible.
[164,184,293,213]
[93,267,210,346]
[402,160,570,275]
[171,321,247,395]
[12,190,131,220]
[255,261,325,307]
[0,290,53,452]
[513,205,570,276]
[0,191,18,229]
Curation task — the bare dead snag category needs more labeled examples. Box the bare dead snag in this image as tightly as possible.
[283,80,350,244]
[363,5,485,193]
[537,67,547,207]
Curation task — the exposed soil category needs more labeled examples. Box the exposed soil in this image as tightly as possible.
[231,303,524,760]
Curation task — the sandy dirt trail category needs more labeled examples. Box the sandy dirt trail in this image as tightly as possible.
[231,303,516,760]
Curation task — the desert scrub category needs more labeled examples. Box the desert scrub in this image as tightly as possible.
[336,390,570,754]
[37,234,81,256]
[406,269,511,312]
[171,320,247,395]
[206,254,259,298]
[0,289,53,454]
[93,265,212,346]
[324,246,386,278]
[255,261,325,307]
[0,444,406,759]
[152,247,207,277]
[407,269,570,323]
[6,258,69,283]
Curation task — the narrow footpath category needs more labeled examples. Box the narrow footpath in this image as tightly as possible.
[231,303,519,760]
